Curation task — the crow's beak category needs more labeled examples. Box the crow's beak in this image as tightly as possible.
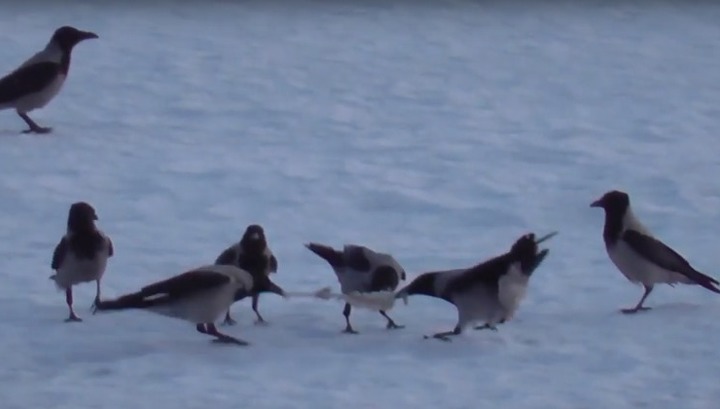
[81,31,99,40]
[534,231,558,245]
[590,199,602,208]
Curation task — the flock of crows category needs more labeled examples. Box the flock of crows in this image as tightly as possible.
[3,27,719,346]
[49,190,720,346]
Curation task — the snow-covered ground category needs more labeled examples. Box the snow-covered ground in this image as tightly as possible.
[1,1,720,408]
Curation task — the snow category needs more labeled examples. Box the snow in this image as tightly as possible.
[1,1,720,408]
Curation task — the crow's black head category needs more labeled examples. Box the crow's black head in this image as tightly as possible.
[590,190,630,218]
[51,26,98,52]
[67,201,97,231]
[240,224,268,254]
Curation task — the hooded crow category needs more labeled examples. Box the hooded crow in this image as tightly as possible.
[92,264,285,346]
[50,201,114,322]
[0,26,98,134]
[591,190,720,313]
[214,224,279,326]
[305,242,407,334]
[395,232,553,341]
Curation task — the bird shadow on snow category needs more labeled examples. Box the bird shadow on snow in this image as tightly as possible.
[642,301,705,313]
[226,305,524,361]
[0,129,56,138]
[14,295,718,374]
[0,129,25,137]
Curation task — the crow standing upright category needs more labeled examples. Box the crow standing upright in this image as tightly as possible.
[51,201,114,322]
[591,190,720,313]
[215,224,280,325]
[0,26,98,133]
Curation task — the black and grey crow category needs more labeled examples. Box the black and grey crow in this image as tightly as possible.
[0,26,98,133]
[214,224,279,325]
[305,242,407,334]
[591,190,720,313]
[93,264,285,346]
[51,201,114,322]
[395,232,553,341]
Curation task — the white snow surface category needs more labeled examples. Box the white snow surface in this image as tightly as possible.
[2,1,720,408]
